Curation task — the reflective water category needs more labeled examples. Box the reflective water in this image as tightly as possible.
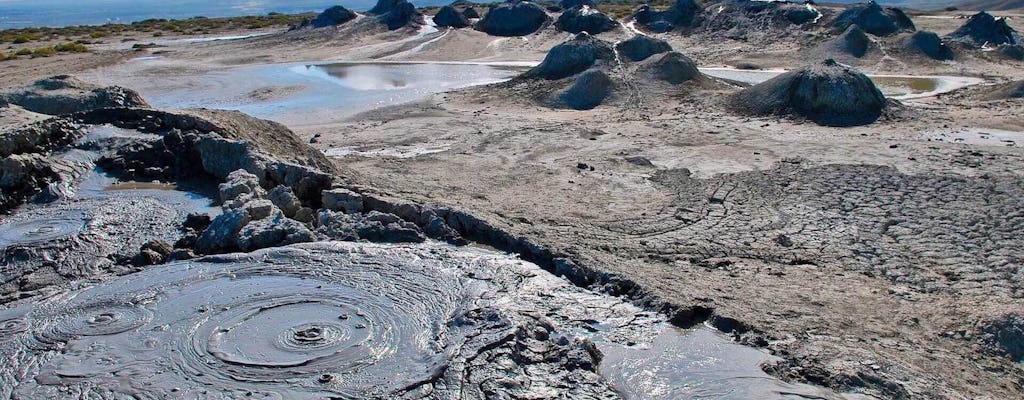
[700,68,984,100]
[136,62,527,127]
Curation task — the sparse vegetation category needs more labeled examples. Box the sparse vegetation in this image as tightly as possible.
[15,48,32,56]
[31,46,56,57]
[54,42,89,53]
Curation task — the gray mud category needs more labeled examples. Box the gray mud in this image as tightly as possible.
[0,242,842,399]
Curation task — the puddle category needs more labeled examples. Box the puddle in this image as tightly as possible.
[133,62,528,127]
[76,169,219,217]
[700,68,984,100]
[926,127,1022,147]
[600,328,840,399]
[324,144,452,159]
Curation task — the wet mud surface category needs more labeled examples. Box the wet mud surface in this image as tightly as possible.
[0,242,843,399]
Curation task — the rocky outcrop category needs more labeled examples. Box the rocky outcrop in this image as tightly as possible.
[632,0,702,33]
[832,1,915,36]
[0,153,60,213]
[307,6,357,28]
[317,210,426,243]
[0,75,149,116]
[614,35,672,62]
[553,69,614,110]
[476,1,551,37]
[523,32,615,80]
[979,314,1024,362]
[903,31,954,60]
[638,51,705,84]
[368,0,423,30]
[434,5,470,28]
[945,12,1018,47]
[730,59,887,127]
[555,5,616,34]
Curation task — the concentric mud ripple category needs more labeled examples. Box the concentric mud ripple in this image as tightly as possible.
[0,209,89,249]
[0,318,28,339]
[3,242,469,399]
[35,302,152,344]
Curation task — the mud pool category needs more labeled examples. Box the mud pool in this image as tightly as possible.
[105,61,527,127]
[0,240,845,399]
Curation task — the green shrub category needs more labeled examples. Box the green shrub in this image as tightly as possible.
[31,46,55,57]
[89,30,108,38]
[15,48,32,56]
[12,34,33,44]
[54,42,88,53]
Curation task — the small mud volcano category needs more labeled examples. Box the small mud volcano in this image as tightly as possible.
[433,5,470,28]
[615,34,672,62]
[821,25,878,59]
[553,69,615,110]
[632,0,702,33]
[639,51,706,85]
[298,5,357,29]
[730,59,887,127]
[903,31,954,60]
[476,1,551,37]
[556,5,616,34]
[523,32,615,80]
[367,0,423,30]
[831,1,914,36]
[0,209,88,250]
[945,11,1018,47]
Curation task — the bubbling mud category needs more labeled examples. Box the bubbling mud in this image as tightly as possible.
[0,209,89,250]
[2,243,469,399]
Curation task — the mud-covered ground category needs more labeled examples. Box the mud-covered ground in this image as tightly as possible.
[2,2,1024,399]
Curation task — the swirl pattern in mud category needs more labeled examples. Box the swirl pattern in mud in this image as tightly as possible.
[2,243,469,399]
[0,209,89,249]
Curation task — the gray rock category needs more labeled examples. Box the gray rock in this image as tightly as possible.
[317,210,426,243]
[241,199,276,220]
[236,210,317,252]
[294,207,316,223]
[322,188,364,213]
[195,208,251,254]
[0,75,150,116]
[268,185,302,217]
[219,169,264,204]
[196,136,265,182]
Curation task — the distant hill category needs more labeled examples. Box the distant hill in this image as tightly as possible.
[955,0,1024,11]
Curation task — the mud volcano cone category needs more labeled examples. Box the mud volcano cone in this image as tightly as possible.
[632,0,702,33]
[832,1,915,36]
[614,34,672,62]
[523,32,615,80]
[476,1,551,37]
[553,69,614,110]
[731,59,887,127]
[368,0,422,30]
[903,31,953,60]
[832,25,874,58]
[946,12,1018,47]
[309,6,357,28]
[639,51,705,84]
[556,5,616,34]
[434,5,470,28]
